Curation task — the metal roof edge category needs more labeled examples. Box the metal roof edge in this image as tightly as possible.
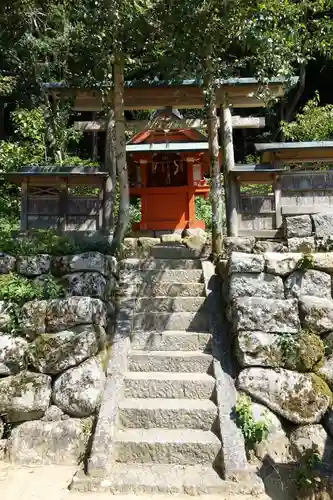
[43,76,298,91]
[255,141,333,152]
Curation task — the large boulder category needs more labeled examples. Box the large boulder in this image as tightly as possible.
[21,300,48,339]
[7,418,92,465]
[63,272,108,300]
[16,254,51,276]
[0,301,11,331]
[27,325,106,375]
[264,252,302,276]
[312,253,333,273]
[299,296,333,334]
[229,253,264,274]
[312,213,333,238]
[236,330,324,372]
[233,297,300,333]
[52,357,105,417]
[289,424,333,465]
[45,297,107,332]
[237,367,331,424]
[251,402,291,463]
[0,334,28,375]
[52,251,108,276]
[229,273,284,300]
[0,254,16,274]
[284,215,312,238]
[0,371,51,422]
[284,270,331,299]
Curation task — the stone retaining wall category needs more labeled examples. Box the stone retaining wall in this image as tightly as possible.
[218,243,333,497]
[0,251,117,465]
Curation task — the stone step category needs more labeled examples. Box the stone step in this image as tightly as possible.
[118,282,205,298]
[124,372,215,399]
[132,312,210,332]
[129,351,213,373]
[119,258,202,271]
[131,331,212,352]
[135,296,207,313]
[71,464,261,495]
[115,428,221,465]
[121,269,203,284]
[150,244,203,260]
[119,398,217,430]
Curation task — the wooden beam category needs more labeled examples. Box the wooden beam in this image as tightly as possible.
[74,116,265,133]
[20,178,28,231]
[238,229,283,238]
[281,205,333,216]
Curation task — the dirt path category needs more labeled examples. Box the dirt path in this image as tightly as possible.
[0,463,270,500]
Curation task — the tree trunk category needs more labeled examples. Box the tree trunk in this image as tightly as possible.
[111,58,130,254]
[221,103,237,236]
[205,77,223,255]
[103,108,116,232]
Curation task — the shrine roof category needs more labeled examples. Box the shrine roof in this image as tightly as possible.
[43,76,298,90]
[255,142,333,163]
[43,76,298,110]
[2,165,107,186]
[126,142,209,153]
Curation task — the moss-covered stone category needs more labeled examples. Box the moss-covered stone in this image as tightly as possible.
[284,331,325,373]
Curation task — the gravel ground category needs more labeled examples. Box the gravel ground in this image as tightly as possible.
[0,463,270,500]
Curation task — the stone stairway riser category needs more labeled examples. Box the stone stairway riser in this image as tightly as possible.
[119,258,202,271]
[119,406,217,431]
[130,331,212,352]
[121,269,203,283]
[129,352,213,373]
[132,312,210,332]
[125,374,215,399]
[118,282,205,298]
[135,296,207,313]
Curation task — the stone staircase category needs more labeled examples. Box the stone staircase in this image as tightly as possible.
[106,247,225,493]
[72,244,260,495]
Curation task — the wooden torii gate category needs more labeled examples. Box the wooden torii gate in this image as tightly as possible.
[44,77,297,235]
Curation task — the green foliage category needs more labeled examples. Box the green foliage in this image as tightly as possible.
[0,228,104,256]
[195,196,212,232]
[0,273,64,336]
[277,332,299,365]
[297,253,315,270]
[282,93,333,142]
[296,446,322,492]
[235,394,269,450]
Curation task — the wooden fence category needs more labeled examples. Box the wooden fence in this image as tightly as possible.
[237,170,333,237]
[24,186,102,231]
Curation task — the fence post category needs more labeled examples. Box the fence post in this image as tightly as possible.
[220,102,238,237]
[20,177,28,231]
[274,174,283,230]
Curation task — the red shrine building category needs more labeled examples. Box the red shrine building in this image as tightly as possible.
[126,108,213,231]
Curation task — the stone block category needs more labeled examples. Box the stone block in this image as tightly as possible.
[0,371,51,422]
[229,252,265,274]
[45,297,107,332]
[0,254,16,274]
[129,351,212,373]
[0,334,28,375]
[63,271,108,300]
[160,233,182,243]
[0,301,11,331]
[284,215,312,238]
[312,212,333,238]
[21,300,48,339]
[253,241,287,254]
[285,269,331,299]
[287,237,315,253]
[264,252,302,276]
[229,273,284,300]
[138,237,161,248]
[290,424,333,465]
[233,297,300,333]
[224,237,255,254]
[7,418,92,465]
[52,357,105,417]
[27,325,106,374]
[238,367,331,424]
[52,251,107,276]
[16,254,51,276]
[299,295,333,334]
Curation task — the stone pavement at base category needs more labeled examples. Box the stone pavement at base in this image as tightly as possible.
[0,464,270,500]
